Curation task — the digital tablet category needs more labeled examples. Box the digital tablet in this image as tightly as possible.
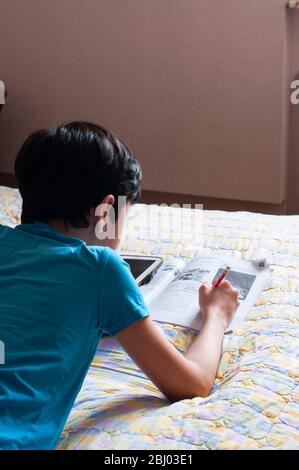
[122,255,163,286]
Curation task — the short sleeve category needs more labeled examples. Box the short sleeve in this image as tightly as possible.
[100,248,149,336]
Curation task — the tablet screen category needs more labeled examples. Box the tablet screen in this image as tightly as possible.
[124,258,158,280]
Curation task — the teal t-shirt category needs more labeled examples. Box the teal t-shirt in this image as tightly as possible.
[0,222,149,449]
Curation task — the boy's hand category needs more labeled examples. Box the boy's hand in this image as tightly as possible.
[199,280,240,331]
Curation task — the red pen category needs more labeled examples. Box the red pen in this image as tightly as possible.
[213,266,231,287]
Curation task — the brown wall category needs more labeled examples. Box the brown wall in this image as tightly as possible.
[0,0,298,212]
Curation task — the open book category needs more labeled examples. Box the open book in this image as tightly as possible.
[140,256,270,332]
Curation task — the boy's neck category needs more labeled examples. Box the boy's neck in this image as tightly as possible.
[47,219,119,250]
[47,220,100,246]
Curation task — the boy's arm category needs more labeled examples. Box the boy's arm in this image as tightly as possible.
[116,280,239,402]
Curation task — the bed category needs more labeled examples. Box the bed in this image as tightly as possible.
[1,185,298,450]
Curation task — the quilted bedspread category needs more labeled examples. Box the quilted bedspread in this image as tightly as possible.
[0,186,298,450]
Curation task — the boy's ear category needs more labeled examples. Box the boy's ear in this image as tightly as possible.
[93,194,115,220]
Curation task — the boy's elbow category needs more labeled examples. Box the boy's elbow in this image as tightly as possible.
[164,381,213,403]
[187,381,213,400]
[197,378,214,398]
[183,373,215,400]
[197,385,212,399]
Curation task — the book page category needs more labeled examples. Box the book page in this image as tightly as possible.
[147,257,270,332]
[140,257,186,305]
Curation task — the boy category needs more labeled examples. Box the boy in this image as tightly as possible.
[0,122,239,449]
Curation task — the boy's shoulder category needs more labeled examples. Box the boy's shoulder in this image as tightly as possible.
[83,246,132,288]
[86,245,126,272]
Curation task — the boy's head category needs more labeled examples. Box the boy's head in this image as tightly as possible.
[15,121,142,247]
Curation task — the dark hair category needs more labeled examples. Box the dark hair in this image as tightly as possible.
[15,121,142,227]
